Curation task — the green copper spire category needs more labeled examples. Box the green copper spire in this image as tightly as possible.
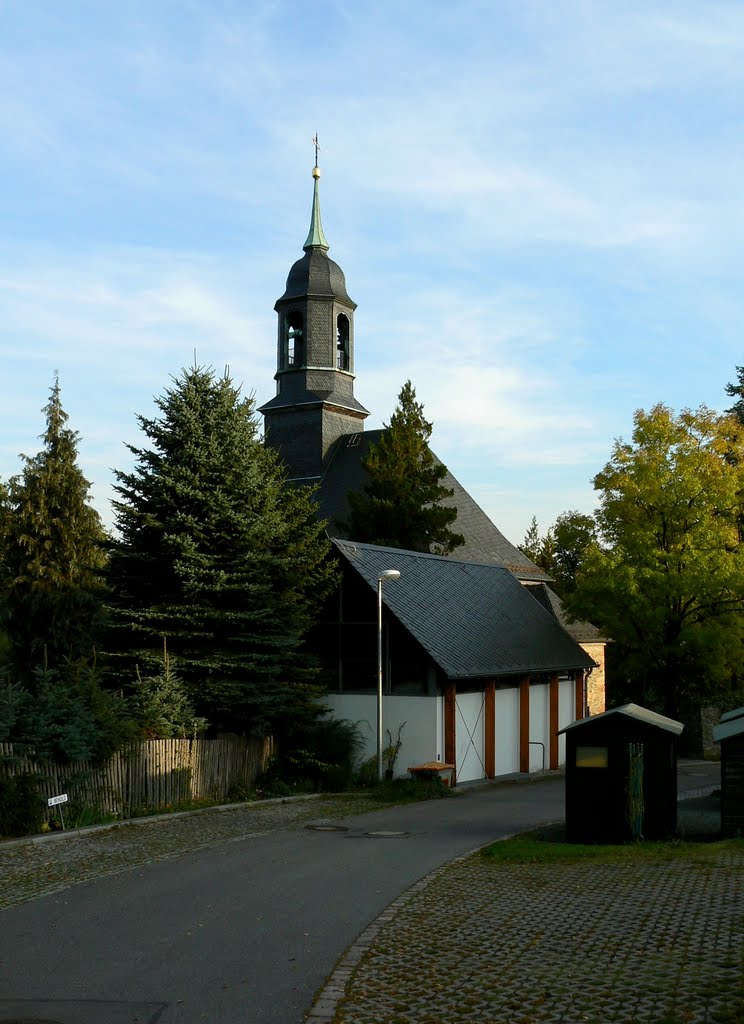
[303,159,330,252]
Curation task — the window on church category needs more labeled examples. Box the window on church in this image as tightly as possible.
[285,313,304,368]
[336,313,349,370]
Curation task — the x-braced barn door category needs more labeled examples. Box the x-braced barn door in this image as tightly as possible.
[455,689,486,783]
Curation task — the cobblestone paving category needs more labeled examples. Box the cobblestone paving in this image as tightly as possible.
[0,795,381,910]
[330,845,744,1024]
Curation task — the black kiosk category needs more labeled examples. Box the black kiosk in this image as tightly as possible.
[559,703,683,843]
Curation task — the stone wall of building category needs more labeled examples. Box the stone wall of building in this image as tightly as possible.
[581,642,606,716]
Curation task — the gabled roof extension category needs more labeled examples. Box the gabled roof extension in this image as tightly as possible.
[333,539,594,680]
[321,429,550,582]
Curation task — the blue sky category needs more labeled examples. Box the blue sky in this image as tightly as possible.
[1,0,743,545]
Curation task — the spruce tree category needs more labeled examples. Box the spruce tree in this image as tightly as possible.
[106,365,337,735]
[0,378,107,678]
[346,380,464,554]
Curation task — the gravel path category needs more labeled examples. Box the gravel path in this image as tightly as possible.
[0,794,382,910]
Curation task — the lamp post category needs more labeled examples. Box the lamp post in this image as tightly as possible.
[377,569,401,782]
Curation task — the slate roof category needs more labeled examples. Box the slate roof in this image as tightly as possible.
[276,247,355,307]
[524,582,605,645]
[558,703,684,736]
[333,539,594,680]
[321,429,550,582]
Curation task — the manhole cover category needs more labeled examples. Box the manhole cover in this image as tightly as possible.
[366,830,408,838]
[305,824,349,832]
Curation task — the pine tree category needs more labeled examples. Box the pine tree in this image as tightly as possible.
[106,365,337,735]
[346,380,464,554]
[0,378,107,679]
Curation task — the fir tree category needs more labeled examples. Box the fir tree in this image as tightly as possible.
[132,640,207,738]
[106,365,337,735]
[0,378,107,680]
[346,380,464,554]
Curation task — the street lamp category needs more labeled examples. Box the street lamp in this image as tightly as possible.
[377,569,401,782]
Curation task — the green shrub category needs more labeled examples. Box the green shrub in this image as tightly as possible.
[269,715,364,792]
[0,772,46,837]
[225,780,257,803]
[370,775,452,802]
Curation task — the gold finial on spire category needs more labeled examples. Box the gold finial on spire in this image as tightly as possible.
[312,133,321,178]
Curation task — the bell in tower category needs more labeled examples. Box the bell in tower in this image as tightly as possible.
[260,151,369,481]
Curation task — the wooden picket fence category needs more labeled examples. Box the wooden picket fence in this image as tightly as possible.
[0,735,273,820]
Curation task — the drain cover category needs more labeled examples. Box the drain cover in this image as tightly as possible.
[366,830,408,838]
[305,824,349,832]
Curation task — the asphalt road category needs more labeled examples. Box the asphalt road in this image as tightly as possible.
[1,777,569,1024]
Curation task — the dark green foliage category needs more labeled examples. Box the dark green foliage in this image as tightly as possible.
[346,380,464,554]
[520,511,599,598]
[0,772,45,837]
[3,660,134,763]
[106,365,337,735]
[262,715,364,792]
[131,642,207,738]
[367,775,452,802]
[0,678,27,742]
[0,378,107,681]
[725,365,744,424]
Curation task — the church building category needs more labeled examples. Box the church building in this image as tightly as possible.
[260,160,605,783]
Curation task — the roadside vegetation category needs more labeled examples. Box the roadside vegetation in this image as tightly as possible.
[482,828,744,865]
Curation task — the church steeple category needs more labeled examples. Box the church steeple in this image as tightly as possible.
[259,149,369,481]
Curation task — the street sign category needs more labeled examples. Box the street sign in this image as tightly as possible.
[47,794,69,807]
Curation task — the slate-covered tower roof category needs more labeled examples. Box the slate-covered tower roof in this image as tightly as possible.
[260,159,369,482]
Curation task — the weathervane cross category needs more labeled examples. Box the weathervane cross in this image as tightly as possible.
[312,133,320,166]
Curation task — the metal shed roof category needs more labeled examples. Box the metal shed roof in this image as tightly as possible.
[558,702,684,736]
[713,716,744,743]
[333,538,594,680]
[720,706,744,724]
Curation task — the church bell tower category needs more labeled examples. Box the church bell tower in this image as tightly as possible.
[260,155,369,481]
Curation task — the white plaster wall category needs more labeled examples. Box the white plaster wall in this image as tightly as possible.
[558,678,576,765]
[324,694,440,776]
[494,687,520,776]
[456,691,486,783]
[529,683,551,772]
